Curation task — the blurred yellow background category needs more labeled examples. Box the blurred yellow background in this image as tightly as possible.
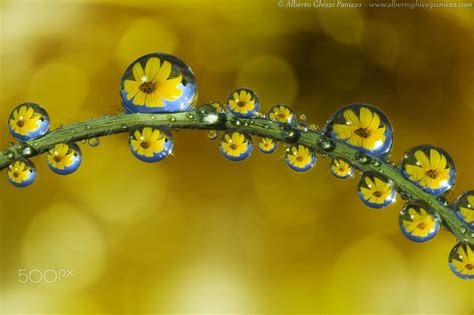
[1,0,474,313]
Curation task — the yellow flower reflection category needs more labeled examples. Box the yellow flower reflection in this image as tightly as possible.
[259,137,275,152]
[221,132,249,157]
[331,159,352,177]
[228,90,255,115]
[402,207,436,238]
[131,127,166,157]
[460,196,474,224]
[404,149,451,190]
[360,176,393,205]
[333,107,386,151]
[451,245,474,277]
[124,57,182,108]
[8,161,30,183]
[9,106,40,136]
[287,145,312,169]
[269,105,293,123]
[47,144,75,170]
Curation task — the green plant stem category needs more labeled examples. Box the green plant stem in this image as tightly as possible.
[0,111,472,244]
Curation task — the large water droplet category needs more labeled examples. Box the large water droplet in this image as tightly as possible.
[258,137,277,154]
[448,242,474,279]
[8,103,50,141]
[399,203,441,242]
[400,145,455,195]
[330,158,354,179]
[219,131,253,161]
[358,173,396,209]
[226,88,260,118]
[46,142,82,175]
[129,126,173,163]
[454,190,474,230]
[324,103,393,157]
[120,53,197,113]
[7,159,37,187]
[196,104,219,124]
[268,104,295,125]
[285,144,316,172]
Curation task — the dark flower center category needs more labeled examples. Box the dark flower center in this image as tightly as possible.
[296,156,304,162]
[237,101,246,107]
[139,82,156,94]
[53,156,62,163]
[230,144,238,150]
[425,169,438,179]
[17,120,24,127]
[466,264,473,270]
[416,222,427,230]
[354,128,370,138]
[373,191,383,198]
[140,141,150,149]
[13,172,19,178]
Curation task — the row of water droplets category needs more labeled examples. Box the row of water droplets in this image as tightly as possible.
[3,53,473,279]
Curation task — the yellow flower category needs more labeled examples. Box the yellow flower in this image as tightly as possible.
[404,149,451,190]
[259,138,275,151]
[460,196,474,224]
[269,105,293,123]
[360,176,393,205]
[332,107,386,150]
[124,57,182,108]
[131,127,166,157]
[287,145,312,168]
[331,159,352,177]
[228,90,255,115]
[221,132,249,157]
[451,245,474,277]
[47,144,75,170]
[207,130,218,140]
[8,161,30,183]
[211,102,224,112]
[402,207,436,238]
[9,106,40,136]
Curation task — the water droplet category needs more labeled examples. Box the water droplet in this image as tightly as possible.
[22,146,32,156]
[268,104,295,125]
[460,227,467,234]
[233,119,242,127]
[129,126,173,163]
[219,131,253,161]
[5,151,14,159]
[285,144,316,172]
[358,173,396,209]
[226,88,260,118]
[356,152,371,164]
[318,138,335,151]
[330,158,354,179]
[399,190,411,201]
[372,160,381,167]
[150,115,156,120]
[448,242,474,279]
[185,112,195,119]
[299,114,307,121]
[46,143,82,175]
[263,124,270,129]
[8,102,50,141]
[400,145,455,196]
[324,103,393,157]
[7,159,37,187]
[454,191,474,230]
[258,137,277,154]
[120,53,197,113]
[196,104,217,124]
[399,203,441,242]
[88,137,100,147]
[243,121,249,127]
[85,125,92,130]
[207,130,218,140]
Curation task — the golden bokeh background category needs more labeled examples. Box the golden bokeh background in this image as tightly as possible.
[1,0,474,313]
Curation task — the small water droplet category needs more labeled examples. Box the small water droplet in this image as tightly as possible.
[151,115,156,120]
[318,138,335,151]
[6,151,14,159]
[299,114,307,121]
[263,124,269,129]
[168,115,177,123]
[86,125,92,130]
[356,153,371,164]
[88,137,100,147]
[372,160,381,167]
[186,112,195,119]
[233,119,242,126]
[460,227,467,234]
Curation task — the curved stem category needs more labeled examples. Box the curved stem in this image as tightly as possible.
[1,111,472,245]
